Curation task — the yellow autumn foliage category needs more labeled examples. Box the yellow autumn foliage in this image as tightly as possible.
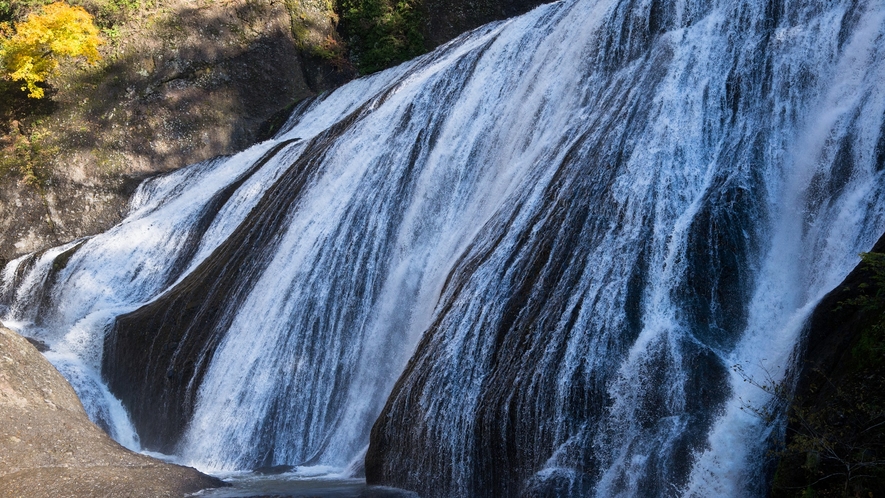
[0,2,103,98]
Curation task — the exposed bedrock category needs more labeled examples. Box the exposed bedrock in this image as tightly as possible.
[0,326,223,497]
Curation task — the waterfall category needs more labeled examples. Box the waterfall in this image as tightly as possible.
[2,0,884,495]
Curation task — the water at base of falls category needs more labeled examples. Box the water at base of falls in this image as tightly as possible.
[190,471,416,498]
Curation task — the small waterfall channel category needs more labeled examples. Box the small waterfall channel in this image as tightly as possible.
[2,0,885,495]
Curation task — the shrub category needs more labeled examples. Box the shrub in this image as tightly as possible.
[338,0,426,74]
[764,251,885,497]
[0,1,103,98]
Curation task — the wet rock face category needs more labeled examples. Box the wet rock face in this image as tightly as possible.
[792,231,885,404]
[0,326,224,497]
[103,139,310,452]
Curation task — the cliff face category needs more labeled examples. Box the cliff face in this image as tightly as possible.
[771,232,885,497]
[0,0,323,261]
[0,0,551,263]
[0,325,223,497]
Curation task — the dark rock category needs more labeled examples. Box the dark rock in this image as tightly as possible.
[771,231,885,497]
[103,137,310,452]
[23,337,49,352]
[253,464,296,475]
[422,0,551,47]
[791,232,885,400]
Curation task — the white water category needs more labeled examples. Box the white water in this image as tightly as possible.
[1,0,884,495]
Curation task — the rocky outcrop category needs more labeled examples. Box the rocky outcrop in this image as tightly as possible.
[0,176,140,260]
[0,326,224,497]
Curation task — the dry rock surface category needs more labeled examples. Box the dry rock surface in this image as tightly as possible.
[0,0,323,261]
[0,326,223,497]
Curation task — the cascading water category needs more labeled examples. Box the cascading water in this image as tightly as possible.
[1,0,884,495]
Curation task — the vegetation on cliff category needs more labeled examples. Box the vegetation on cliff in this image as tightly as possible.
[768,247,885,497]
[338,0,425,73]
[0,0,314,259]
[0,0,546,261]
[1,2,104,98]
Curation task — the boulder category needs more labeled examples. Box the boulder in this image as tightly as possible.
[0,326,224,497]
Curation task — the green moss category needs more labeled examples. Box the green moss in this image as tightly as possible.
[0,121,56,188]
[75,0,151,29]
[0,0,147,28]
[51,240,84,273]
[256,98,302,142]
[0,0,50,23]
[800,487,817,498]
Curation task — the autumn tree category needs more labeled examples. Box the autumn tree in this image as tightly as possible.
[0,1,103,98]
